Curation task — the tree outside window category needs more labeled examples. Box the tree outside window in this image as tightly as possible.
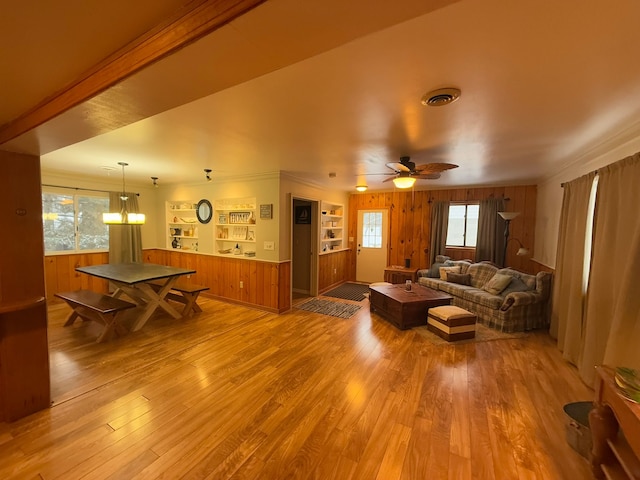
[42,192,109,253]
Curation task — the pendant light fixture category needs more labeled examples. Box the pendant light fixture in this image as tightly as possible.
[103,162,145,225]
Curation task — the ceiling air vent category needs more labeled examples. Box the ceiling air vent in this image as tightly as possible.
[421,87,461,107]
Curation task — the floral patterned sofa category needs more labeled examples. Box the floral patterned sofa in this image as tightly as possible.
[417,258,551,332]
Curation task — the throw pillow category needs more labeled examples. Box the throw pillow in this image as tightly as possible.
[501,276,530,296]
[483,273,513,295]
[447,272,472,286]
[439,265,461,280]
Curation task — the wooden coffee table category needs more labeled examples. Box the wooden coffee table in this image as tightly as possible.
[369,283,452,330]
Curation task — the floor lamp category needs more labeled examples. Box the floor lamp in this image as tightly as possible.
[498,211,520,267]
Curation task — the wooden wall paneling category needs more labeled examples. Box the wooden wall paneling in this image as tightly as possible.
[43,256,58,303]
[348,185,539,278]
[0,299,50,422]
[278,262,291,312]
[255,261,265,307]
[0,150,49,421]
[269,263,278,309]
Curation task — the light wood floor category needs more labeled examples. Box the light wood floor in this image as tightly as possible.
[0,295,594,479]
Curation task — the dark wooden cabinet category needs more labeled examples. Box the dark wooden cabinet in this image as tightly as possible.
[383,266,418,284]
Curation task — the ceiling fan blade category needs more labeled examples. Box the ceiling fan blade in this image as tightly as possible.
[385,162,411,173]
[382,176,397,183]
[414,173,441,180]
[414,162,459,173]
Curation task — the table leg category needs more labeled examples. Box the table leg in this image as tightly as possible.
[589,402,618,479]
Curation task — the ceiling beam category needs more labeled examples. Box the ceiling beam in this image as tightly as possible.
[0,0,266,145]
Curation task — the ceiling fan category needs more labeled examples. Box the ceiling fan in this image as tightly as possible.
[376,156,458,188]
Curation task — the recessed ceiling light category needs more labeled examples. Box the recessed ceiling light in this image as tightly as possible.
[421,87,461,107]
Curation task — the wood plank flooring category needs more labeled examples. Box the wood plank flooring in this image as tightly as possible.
[0,295,594,479]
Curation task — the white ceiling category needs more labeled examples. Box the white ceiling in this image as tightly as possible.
[3,0,640,192]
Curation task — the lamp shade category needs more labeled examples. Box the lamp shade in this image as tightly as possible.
[355,185,368,192]
[392,176,416,189]
[103,212,146,225]
[498,211,521,221]
[516,247,530,256]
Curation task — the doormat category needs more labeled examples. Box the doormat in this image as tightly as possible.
[414,322,527,346]
[296,298,361,319]
[323,282,370,302]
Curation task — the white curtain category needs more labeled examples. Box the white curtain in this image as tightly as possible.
[583,153,640,382]
[108,191,143,264]
[552,152,640,385]
[550,172,596,370]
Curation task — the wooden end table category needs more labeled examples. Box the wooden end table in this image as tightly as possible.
[369,283,452,330]
[384,266,419,284]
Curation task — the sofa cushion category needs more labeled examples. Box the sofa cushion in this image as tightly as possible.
[418,277,444,289]
[498,268,537,290]
[461,288,504,309]
[439,282,476,297]
[447,272,472,286]
[450,260,472,274]
[439,265,461,280]
[483,273,513,295]
[500,276,531,296]
[425,260,454,278]
[466,263,498,288]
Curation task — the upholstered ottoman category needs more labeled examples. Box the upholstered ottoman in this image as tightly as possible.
[427,305,477,341]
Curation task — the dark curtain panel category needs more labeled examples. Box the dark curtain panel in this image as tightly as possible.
[475,198,505,263]
[108,191,143,264]
[429,201,450,265]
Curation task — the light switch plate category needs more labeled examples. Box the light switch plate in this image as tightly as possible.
[264,241,274,251]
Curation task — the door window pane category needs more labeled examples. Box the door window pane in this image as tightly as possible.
[362,212,383,248]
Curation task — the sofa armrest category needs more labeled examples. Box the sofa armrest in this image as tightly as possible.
[417,269,430,278]
[500,291,544,311]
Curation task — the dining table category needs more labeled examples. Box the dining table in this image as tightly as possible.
[75,263,196,331]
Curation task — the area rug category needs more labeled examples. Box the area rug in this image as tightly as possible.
[323,282,370,302]
[414,322,527,346]
[296,298,361,319]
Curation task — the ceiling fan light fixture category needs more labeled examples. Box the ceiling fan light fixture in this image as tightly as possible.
[355,185,368,192]
[421,87,461,107]
[392,176,416,189]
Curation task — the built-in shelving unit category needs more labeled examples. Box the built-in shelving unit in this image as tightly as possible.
[215,197,257,257]
[320,202,344,253]
[167,201,199,251]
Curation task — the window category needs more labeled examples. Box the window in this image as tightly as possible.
[362,212,383,248]
[446,203,479,247]
[42,191,110,253]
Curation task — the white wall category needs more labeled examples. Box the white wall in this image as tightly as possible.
[535,135,640,268]
[158,173,281,262]
[279,173,350,260]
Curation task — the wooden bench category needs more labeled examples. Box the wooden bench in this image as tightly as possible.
[55,290,136,343]
[147,280,209,317]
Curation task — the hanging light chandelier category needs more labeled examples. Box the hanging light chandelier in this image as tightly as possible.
[103,162,145,225]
